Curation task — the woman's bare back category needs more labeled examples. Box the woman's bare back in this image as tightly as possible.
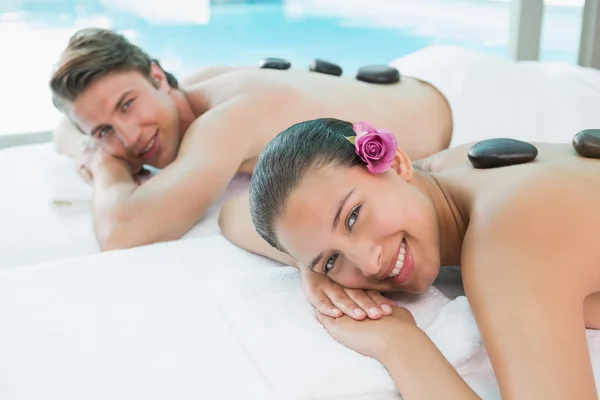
[428,141,600,328]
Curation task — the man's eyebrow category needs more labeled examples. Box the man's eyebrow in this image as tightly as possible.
[308,252,324,271]
[332,188,356,231]
[114,90,133,112]
[88,90,133,136]
[89,124,103,137]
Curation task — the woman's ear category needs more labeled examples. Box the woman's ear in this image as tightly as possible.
[390,147,414,181]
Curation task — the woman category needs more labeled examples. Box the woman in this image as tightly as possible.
[216,46,600,324]
[246,118,600,398]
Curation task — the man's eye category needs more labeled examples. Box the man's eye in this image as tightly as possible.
[98,126,112,138]
[121,99,134,112]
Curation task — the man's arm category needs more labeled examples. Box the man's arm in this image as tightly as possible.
[92,97,254,250]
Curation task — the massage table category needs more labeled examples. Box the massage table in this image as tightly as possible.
[4,45,600,398]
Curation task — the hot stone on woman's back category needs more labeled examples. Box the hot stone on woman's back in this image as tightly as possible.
[573,129,600,159]
[468,138,538,169]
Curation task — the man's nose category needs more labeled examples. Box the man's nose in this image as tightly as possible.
[115,120,142,149]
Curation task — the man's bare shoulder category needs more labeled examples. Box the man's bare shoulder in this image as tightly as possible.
[186,68,301,112]
[177,94,287,163]
[179,65,255,88]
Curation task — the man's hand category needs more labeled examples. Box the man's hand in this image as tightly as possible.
[75,140,142,185]
[74,138,98,184]
[53,117,85,158]
[301,268,396,320]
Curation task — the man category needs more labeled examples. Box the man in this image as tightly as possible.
[51,28,600,321]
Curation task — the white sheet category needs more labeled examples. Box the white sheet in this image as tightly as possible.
[390,45,600,147]
[1,235,599,400]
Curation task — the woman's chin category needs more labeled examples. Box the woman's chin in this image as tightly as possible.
[395,264,440,293]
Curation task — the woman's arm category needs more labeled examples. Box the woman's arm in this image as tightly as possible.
[462,182,599,399]
[218,189,297,266]
[380,326,479,399]
[218,191,397,320]
[316,307,480,399]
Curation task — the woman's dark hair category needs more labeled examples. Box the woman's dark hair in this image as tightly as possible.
[249,118,364,253]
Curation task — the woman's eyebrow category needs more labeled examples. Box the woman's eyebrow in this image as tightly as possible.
[308,187,356,271]
[308,252,324,271]
[332,188,356,231]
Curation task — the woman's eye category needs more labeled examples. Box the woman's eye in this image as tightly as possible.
[347,206,361,230]
[323,254,338,275]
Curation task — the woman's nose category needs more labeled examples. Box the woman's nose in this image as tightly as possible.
[345,239,382,277]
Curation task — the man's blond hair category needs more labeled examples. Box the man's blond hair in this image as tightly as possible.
[50,28,179,111]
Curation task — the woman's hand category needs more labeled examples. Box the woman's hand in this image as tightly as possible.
[301,268,396,320]
[316,305,417,360]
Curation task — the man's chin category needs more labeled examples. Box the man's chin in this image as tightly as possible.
[155,150,178,169]
[129,162,145,175]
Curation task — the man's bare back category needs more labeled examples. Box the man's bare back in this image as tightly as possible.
[181,67,453,174]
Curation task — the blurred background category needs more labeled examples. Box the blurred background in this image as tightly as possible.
[0,0,586,137]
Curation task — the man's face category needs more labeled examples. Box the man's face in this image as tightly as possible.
[69,65,182,172]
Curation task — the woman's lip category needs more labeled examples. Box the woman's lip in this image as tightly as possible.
[393,240,414,284]
[379,240,403,280]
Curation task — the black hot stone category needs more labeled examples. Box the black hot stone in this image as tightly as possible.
[309,59,342,76]
[356,65,400,84]
[572,129,600,159]
[259,58,291,70]
[468,138,538,169]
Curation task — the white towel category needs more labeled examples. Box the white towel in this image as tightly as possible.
[208,264,483,399]
[0,236,473,400]
[47,151,93,206]
[4,235,598,400]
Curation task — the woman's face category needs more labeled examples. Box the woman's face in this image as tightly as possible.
[276,161,442,293]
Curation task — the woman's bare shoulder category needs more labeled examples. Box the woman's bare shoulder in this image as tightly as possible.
[414,142,475,172]
[457,169,600,398]
[463,170,600,289]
